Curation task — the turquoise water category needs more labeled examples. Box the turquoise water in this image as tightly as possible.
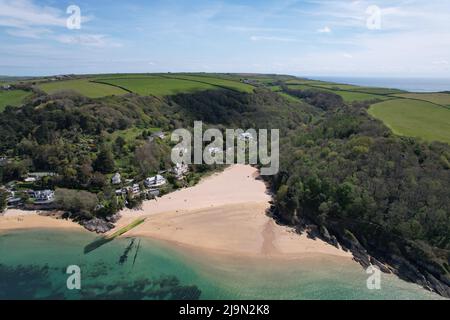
[0,229,444,300]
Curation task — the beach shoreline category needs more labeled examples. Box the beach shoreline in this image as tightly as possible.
[0,165,353,262]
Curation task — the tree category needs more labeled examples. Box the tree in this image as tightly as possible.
[93,146,115,174]
[114,136,126,155]
[0,189,8,213]
[55,188,99,219]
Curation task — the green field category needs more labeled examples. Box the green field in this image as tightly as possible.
[0,90,31,111]
[369,99,450,144]
[310,84,403,95]
[95,77,218,96]
[37,79,128,98]
[165,74,254,93]
[286,84,391,103]
[95,74,255,96]
[393,93,450,106]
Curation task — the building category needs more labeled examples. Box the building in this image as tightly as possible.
[33,190,55,204]
[131,184,140,194]
[173,163,189,180]
[111,173,122,185]
[144,175,166,188]
[24,177,37,183]
[1,84,11,90]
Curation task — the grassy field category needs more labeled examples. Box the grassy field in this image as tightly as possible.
[393,93,450,106]
[369,99,450,144]
[0,90,31,111]
[164,74,254,93]
[37,79,128,98]
[95,76,218,96]
[286,84,391,103]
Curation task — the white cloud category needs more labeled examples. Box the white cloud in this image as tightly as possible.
[250,35,298,42]
[317,26,331,33]
[55,34,122,48]
[0,0,66,28]
[0,0,121,48]
[5,27,51,39]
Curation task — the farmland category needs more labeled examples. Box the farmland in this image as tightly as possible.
[93,76,217,96]
[163,74,254,93]
[369,99,450,144]
[94,74,254,96]
[284,84,392,103]
[37,79,128,98]
[0,90,31,111]
[393,93,450,107]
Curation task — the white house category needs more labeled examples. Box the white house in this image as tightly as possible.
[24,177,37,183]
[33,190,55,203]
[111,173,122,185]
[144,175,166,188]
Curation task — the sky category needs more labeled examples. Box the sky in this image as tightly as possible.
[0,0,449,77]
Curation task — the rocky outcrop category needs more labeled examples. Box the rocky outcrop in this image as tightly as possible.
[80,218,115,234]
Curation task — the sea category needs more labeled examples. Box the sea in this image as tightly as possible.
[0,229,444,300]
[308,77,450,93]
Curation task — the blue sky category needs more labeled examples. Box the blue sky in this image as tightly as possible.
[0,0,449,77]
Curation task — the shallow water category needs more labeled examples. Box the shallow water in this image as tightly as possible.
[0,229,444,300]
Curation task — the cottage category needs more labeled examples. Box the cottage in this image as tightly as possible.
[1,84,11,90]
[144,175,166,188]
[33,190,55,204]
[111,173,122,185]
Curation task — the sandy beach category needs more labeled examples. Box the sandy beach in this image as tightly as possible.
[0,210,83,232]
[0,165,352,260]
[116,165,352,259]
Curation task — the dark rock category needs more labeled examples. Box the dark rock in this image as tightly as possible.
[80,218,115,234]
[424,272,450,297]
[105,213,121,223]
[370,256,392,274]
